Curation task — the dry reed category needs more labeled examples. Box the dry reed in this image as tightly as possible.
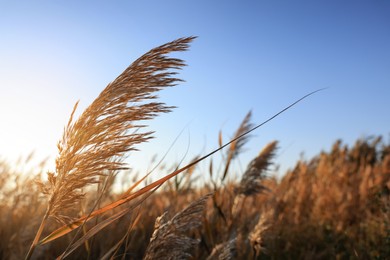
[26,36,196,259]
[0,36,385,259]
[143,193,211,260]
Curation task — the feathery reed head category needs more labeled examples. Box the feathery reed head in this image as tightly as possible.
[229,111,254,160]
[144,193,211,260]
[236,140,278,196]
[206,239,237,260]
[38,37,196,222]
[249,213,269,258]
[222,111,254,181]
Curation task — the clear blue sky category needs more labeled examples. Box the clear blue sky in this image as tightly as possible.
[0,1,389,179]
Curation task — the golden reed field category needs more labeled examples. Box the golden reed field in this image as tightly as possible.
[0,37,389,259]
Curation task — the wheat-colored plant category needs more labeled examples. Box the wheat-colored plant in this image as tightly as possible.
[236,140,277,196]
[249,213,270,258]
[222,111,254,181]
[231,140,277,219]
[26,36,196,260]
[143,193,211,260]
[206,238,237,260]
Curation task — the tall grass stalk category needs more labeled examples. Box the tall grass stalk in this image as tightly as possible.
[26,36,196,260]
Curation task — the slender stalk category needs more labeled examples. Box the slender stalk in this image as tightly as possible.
[25,208,50,260]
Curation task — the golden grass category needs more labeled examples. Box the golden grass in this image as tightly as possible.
[27,36,196,259]
[1,136,389,259]
[0,37,388,259]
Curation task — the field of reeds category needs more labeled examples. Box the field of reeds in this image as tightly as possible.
[1,37,389,259]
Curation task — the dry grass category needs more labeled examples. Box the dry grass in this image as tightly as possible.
[0,37,388,259]
[26,36,196,259]
[1,136,389,259]
[143,193,211,260]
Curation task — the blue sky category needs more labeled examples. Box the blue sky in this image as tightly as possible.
[0,1,389,179]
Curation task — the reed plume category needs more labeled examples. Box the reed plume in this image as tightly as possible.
[222,111,254,181]
[236,140,278,196]
[143,193,211,260]
[206,238,237,260]
[249,213,269,258]
[232,141,277,221]
[27,36,195,260]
